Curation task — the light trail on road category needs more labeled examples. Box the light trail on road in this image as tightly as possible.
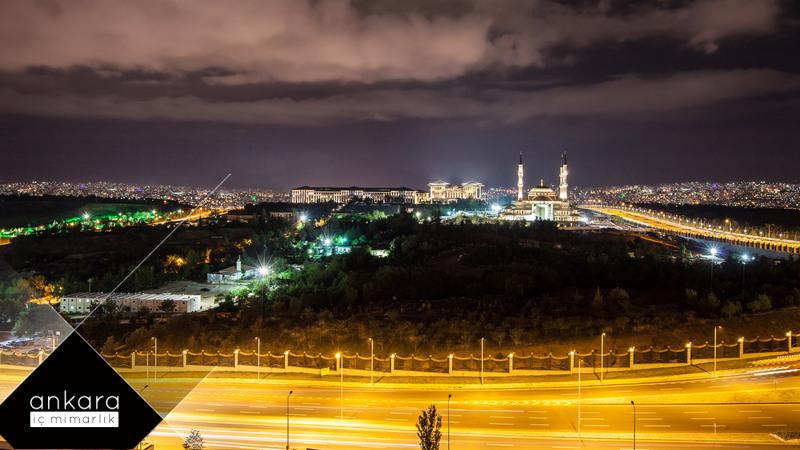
[584,206,800,254]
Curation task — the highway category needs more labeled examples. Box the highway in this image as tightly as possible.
[2,364,800,449]
[140,364,800,449]
[583,206,800,255]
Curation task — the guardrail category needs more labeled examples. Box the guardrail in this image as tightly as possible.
[2,333,796,378]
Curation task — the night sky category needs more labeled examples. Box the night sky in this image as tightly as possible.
[1,0,799,190]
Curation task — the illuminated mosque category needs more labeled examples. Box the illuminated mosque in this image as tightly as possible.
[501,152,579,223]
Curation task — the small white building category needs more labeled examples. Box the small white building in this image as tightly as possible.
[59,292,201,314]
[207,256,258,283]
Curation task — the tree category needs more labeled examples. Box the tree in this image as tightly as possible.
[592,287,604,310]
[747,294,772,313]
[699,292,721,314]
[159,299,177,313]
[100,336,119,354]
[416,404,442,450]
[182,429,204,450]
[721,301,742,318]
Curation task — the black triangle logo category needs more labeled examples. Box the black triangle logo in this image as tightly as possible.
[0,332,162,449]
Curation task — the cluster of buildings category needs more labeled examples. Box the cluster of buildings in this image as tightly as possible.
[289,152,579,224]
[0,181,288,210]
[290,186,422,204]
[290,182,485,205]
[59,292,201,315]
[577,181,800,209]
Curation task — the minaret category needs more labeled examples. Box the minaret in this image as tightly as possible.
[559,152,568,201]
[517,152,524,201]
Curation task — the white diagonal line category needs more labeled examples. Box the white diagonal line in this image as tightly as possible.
[75,173,231,330]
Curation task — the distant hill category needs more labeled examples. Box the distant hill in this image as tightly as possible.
[0,195,187,228]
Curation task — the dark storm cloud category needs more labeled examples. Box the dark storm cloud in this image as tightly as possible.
[0,0,792,124]
[0,0,798,188]
[2,69,798,124]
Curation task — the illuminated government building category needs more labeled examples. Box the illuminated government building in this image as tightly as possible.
[291,186,421,204]
[501,153,579,223]
[426,181,484,203]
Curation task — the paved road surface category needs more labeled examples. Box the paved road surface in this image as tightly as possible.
[2,363,799,449]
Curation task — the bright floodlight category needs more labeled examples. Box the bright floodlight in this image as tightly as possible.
[82,212,90,220]
[257,266,270,276]
[709,247,718,257]
[490,203,501,213]
[415,211,422,218]
[741,253,749,262]
[299,213,308,222]
[323,238,332,246]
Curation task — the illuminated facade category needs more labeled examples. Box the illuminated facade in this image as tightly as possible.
[501,153,578,223]
[59,292,201,314]
[291,186,419,204]
[427,181,484,203]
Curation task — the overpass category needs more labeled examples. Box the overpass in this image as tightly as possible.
[583,205,800,255]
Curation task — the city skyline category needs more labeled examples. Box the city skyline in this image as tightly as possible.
[1,0,799,188]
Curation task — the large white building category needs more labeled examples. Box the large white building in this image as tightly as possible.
[501,152,578,223]
[291,186,420,204]
[427,181,484,203]
[59,292,201,314]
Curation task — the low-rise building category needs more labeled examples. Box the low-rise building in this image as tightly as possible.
[291,186,420,204]
[59,292,201,314]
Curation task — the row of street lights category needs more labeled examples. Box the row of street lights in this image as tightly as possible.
[147,325,760,386]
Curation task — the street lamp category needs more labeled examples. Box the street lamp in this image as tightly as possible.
[709,247,718,290]
[631,401,636,450]
[480,337,485,385]
[151,337,157,382]
[335,352,343,421]
[740,254,750,293]
[447,394,452,450]
[577,357,582,435]
[368,338,374,386]
[713,325,722,377]
[600,332,606,382]
[254,337,261,380]
[286,390,293,450]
